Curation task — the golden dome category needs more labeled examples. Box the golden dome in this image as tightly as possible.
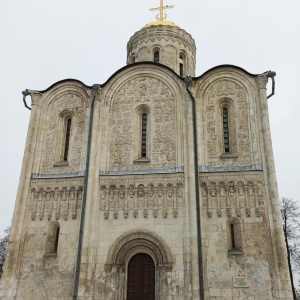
[144,20,179,28]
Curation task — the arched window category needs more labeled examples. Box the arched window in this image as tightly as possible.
[179,53,184,77]
[154,50,160,63]
[130,56,136,64]
[141,113,147,157]
[127,253,155,300]
[44,221,60,256]
[222,107,230,153]
[63,117,72,161]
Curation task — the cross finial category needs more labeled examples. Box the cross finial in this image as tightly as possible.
[150,0,174,22]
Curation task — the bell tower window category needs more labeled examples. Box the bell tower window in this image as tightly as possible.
[154,50,160,63]
[179,54,184,77]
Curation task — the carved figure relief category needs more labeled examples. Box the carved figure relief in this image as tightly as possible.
[200,174,265,219]
[99,177,184,219]
[109,77,176,170]
[30,185,82,221]
[42,93,88,174]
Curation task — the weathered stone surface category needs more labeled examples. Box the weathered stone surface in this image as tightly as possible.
[0,23,293,300]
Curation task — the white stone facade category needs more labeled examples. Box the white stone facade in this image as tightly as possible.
[0,23,293,300]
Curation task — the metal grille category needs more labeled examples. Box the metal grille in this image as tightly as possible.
[223,108,229,152]
[127,253,155,300]
[141,113,147,157]
[63,118,72,161]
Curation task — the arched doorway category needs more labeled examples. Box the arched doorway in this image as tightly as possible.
[127,253,155,300]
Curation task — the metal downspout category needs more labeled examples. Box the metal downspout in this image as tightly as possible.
[267,71,276,99]
[184,76,205,299]
[73,84,100,299]
[22,90,32,110]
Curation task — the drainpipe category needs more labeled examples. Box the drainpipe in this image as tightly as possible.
[184,76,205,300]
[267,71,276,99]
[22,90,32,110]
[73,84,100,299]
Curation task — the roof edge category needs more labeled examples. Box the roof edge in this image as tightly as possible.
[34,64,268,93]
[194,64,266,79]
[37,79,92,93]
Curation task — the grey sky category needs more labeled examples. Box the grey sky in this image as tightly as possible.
[1,0,300,283]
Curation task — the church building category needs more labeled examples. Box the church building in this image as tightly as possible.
[0,2,293,299]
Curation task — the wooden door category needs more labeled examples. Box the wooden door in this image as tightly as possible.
[127,253,155,300]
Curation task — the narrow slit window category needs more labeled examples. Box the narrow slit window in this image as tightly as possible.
[179,54,184,77]
[54,227,60,252]
[141,113,147,157]
[63,118,72,161]
[223,108,230,152]
[230,224,235,249]
[45,221,60,256]
[154,51,159,63]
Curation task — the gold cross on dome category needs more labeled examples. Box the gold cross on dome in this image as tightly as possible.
[150,0,174,22]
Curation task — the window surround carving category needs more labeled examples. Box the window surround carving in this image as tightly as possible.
[105,230,173,299]
[133,105,151,162]
[227,217,243,255]
[218,98,238,158]
[53,110,74,166]
[44,221,60,257]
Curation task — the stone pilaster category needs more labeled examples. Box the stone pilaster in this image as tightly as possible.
[1,90,42,298]
[256,74,293,299]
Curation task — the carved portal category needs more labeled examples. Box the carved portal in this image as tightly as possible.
[105,230,173,300]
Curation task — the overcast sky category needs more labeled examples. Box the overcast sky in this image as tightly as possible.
[1,0,300,282]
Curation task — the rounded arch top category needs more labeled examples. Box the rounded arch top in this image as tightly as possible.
[195,67,258,100]
[101,63,185,108]
[106,229,173,270]
[39,80,91,110]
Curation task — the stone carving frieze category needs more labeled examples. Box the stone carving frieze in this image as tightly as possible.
[128,30,196,55]
[42,93,88,174]
[109,77,176,170]
[200,173,265,219]
[204,80,252,167]
[29,180,83,221]
[99,176,184,219]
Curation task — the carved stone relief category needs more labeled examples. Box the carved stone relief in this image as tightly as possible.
[42,93,88,174]
[137,47,149,62]
[99,176,183,219]
[204,80,252,167]
[200,173,265,218]
[163,45,177,70]
[30,180,83,221]
[109,77,176,170]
